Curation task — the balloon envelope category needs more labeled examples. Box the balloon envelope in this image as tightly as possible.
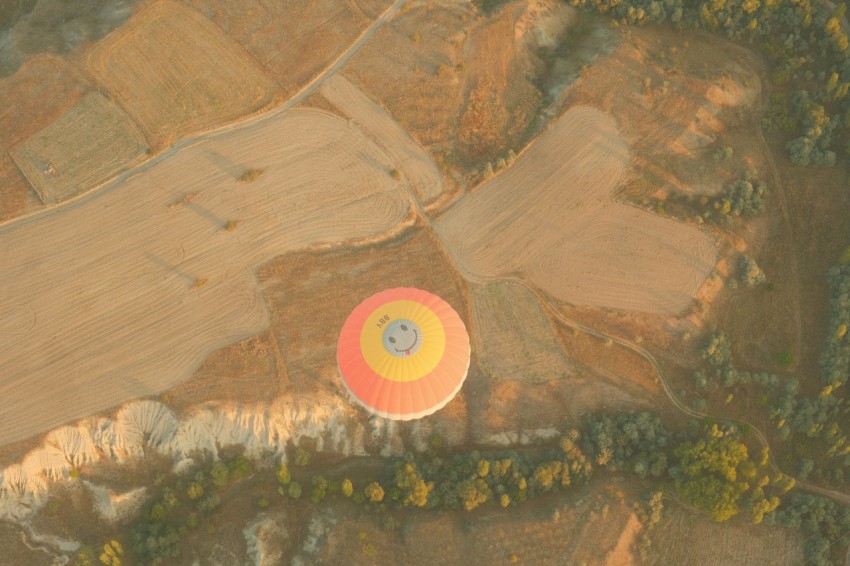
[337,288,470,420]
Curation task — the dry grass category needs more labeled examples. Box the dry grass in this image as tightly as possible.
[185,0,390,97]
[0,108,406,446]
[11,92,148,204]
[471,281,572,382]
[651,503,804,565]
[257,229,468,395]
[84,0,277,148]
[321,479,638,565]
[161,331,280,413]
[321,74,444,204]
[344,3,471,153]
[436,105,717,315]
[457,3,541,163]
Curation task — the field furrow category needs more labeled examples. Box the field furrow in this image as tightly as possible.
[0,108,407,446]
[320,74,444,203]
[436,105,717,314]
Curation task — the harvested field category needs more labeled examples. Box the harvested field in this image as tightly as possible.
[0,54,92,219]
[436,106,718,314]
[320,74,444,204]
[651,503,804,565]
[0,107,407,446]
[187,0,390,98]
[85,0,277,148]
[470,281,572,382]
[12,92,148,204]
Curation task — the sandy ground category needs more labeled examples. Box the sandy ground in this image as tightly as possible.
[84,0,277,148]
[320,74,444,204]
[470,281,572,382]
[0,107,407,447]
[12,92,148,204]
[436,105,718,314]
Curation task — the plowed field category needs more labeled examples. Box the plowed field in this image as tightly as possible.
[0,108,406,446]
[436,106,717,314]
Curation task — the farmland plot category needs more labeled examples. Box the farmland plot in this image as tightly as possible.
[0,55,92,218]
[85,0,277,147]
[471,281,572,382]
[0,108,407,446]
[12,92,148,204]
[436,106,717,314]
[652,506,804,565]
[186,0,390,97]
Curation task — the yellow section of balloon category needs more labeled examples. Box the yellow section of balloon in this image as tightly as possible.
[360,300,446,382]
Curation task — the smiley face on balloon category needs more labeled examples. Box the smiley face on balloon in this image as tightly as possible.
[382,319,422,357]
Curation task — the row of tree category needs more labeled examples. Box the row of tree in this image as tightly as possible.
[75,411,849,564]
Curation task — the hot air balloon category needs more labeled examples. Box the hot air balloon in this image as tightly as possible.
[337,288,470,420]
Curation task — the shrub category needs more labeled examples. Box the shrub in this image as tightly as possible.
[238,169,264,183]
[287,482,302,500]
[364,482,385,503]
[294,447,311,467]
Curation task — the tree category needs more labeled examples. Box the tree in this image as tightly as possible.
[276,463,291,485]
[457,478,489,510]
[700,333,733,366]
[288,481,303,500]
[365,482,385,503]
[673,425,751,522]
[187,482,204,500]
[739,255,766,287]
[210,461,229,487]
[394,461,433,508]
[99,540,123,566]
[341,479,354,498]
[294,447,311,467]
[311,475,329,503]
